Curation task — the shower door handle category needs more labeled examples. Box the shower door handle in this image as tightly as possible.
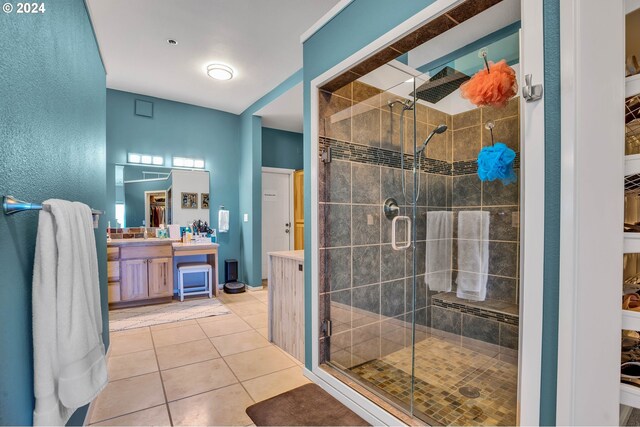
[391,216,411,250]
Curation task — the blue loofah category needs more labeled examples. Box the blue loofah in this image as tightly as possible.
[477,142,516,185]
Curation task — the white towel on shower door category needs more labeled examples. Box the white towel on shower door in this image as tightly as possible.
[455,211,490,301]
[423,211,452,292]
[32,200,107,426]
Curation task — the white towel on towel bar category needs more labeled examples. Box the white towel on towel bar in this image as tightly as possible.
[32,200,107,426]
[218,209,230,233]
[424,211,452,292]
[455,211,490,301]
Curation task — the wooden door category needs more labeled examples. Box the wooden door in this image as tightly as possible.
[120,259,149,301]
[148,257,174,298]
[293,170,304,250]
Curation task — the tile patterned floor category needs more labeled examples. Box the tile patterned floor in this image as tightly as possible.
[349,337,518,426]
[90,288,309,426]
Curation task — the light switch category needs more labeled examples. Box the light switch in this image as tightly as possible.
[244,213,249,222]
[367,214,374,225]
[512,212,519,227]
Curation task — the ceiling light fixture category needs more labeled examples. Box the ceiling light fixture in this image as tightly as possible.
[207,64,234,81]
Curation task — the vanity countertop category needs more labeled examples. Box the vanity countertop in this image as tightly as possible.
[268,250,304,262]
[107,238,180,247]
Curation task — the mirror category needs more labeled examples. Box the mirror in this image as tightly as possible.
[115,164,210,228]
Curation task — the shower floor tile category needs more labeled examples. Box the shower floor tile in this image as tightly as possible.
[348,336,517,426]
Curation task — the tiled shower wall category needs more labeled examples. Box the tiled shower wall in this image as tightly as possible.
[437,98,521,353]
[318,81,521,369]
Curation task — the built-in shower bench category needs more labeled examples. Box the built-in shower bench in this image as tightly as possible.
[431,292,519,351]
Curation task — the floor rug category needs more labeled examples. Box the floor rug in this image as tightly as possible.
[246,383,370,426]
[109,298,231,331]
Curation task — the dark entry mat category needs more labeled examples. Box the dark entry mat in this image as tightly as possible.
[246,383,370,426]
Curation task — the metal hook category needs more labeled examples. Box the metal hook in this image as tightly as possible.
[481,51,490,74]
[484,120,495,146]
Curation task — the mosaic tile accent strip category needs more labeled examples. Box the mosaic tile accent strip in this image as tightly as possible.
[319,137,451,175]
[320,137,520,177]
[348,338,517,426]
[432,297,519,326]
[453,153,520,176]
[453,160,478,175]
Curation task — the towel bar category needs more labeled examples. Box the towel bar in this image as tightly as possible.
[3,195,104,227]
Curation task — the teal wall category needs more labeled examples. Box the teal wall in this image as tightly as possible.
[0,1,107,424]
[302,1,562,424]
[238,113,262,286]
[106,89,241,283]
[262,127,303,170]
[238,72,302,287]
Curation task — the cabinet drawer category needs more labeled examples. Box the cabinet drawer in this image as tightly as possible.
[108,282,121,303]
[107,247,119,261]
[107,261,120,281]
[121,245,172,260]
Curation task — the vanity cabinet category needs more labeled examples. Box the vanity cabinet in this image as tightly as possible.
[268,250,304,362]
[120,259,149,301]
[148,257,173,298]
[107,247,121,303]
[109,242,174,306]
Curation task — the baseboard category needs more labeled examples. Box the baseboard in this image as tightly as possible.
[303,367,402,426]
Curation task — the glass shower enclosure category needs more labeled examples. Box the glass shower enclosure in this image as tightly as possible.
[317,25,521,426]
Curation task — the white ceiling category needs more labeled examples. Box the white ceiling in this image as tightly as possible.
[255,83,303,133]
[86,0,339,115]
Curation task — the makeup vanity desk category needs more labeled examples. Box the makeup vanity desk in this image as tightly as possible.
[172,242,220,297]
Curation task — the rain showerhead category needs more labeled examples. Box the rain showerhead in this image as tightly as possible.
[417,124,448,155]
[412,66,470,104]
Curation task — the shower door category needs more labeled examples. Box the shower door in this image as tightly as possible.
[318,3,523,425]
[318,68,424,414]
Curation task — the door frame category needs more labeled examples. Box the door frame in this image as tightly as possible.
[555,1,624,424]
[307,0,545,424]
[144,190,167,228]
[261,167,295,279]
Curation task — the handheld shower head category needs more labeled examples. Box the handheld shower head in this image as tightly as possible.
[433,124,448,134]
[417,124,448,154]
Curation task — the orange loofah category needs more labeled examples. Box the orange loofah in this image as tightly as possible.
[460,60,518,108]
